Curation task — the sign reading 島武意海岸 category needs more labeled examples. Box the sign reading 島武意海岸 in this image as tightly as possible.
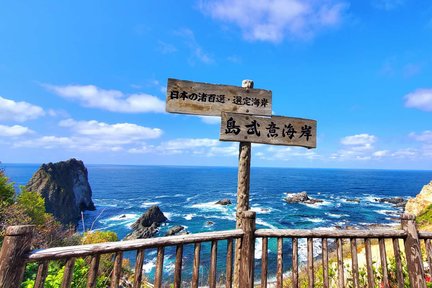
[220,112,317,149]
[166,78,272,116]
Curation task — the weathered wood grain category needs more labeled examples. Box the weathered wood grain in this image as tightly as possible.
[365,238,374,288]
[226,238,233,288]
[379,238,389,288]
[220,112,317,148]
[292,237,298,288]
[277,237,283,288]
[255,229,406,238]
[307,238,314,288]
[27,230,243,261]
[61,257,75,288]
[322,238,329,288]
[336,238,344,288]
[34,261,48,288]
[209,240,217,288]
[191,242,201,288]
[133,249,145,288]
[261,237,268,288]
[110,252,123,288]
[0,225,34,288]
[87,255,100,288]
[174,244,183,288]
[239,211,256,288]
[166,78,272,116]
[393,238,404,288]
[154,247,164,288]
[350,238,359,288]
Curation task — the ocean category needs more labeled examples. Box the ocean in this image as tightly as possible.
[3,164,432,282]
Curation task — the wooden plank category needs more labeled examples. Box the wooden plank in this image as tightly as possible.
[379,238,389,288]
[87,255,100,288]
[220,112,316,148]
[426,239,432,276]
[277,237,283,288]
[401,214,426,287]
[261,237,268,288]
[34,261,49,288]
[209,240,217,288]
[350,238,359,288]
[336,238,344,288]
[166,78,272,116]
[393,238,404,288]
[191,243,201,288]
[174,244,183,288]
[111,252,123,288]
[254,229,406,238]
[307,238,314,288]
[154,247,164,288]
[226,238,234,288]
[292,237,298,288]
[27,229,243,261]
[0,225,34,287]
[322,238,329,288]
[239,211,256,288]
[61,258,75,288]
[133,249,145,288]
[365,238,374,288]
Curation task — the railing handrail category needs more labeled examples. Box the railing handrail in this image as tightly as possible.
[25,229,244,261]
[255,228,408,238]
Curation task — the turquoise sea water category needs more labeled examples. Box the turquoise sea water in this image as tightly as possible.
[3,164,432,281]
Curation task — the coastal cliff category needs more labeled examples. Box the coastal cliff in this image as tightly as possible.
[26,158,95,225]
[405,181,432,216]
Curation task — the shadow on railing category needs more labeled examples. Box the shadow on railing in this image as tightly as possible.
[0,213,431,288]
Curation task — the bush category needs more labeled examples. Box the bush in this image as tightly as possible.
[16,187,47,225]
[0,169,15,206]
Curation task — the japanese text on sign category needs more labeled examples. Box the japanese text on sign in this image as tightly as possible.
[166,78,272,116]
[220,112,317,148]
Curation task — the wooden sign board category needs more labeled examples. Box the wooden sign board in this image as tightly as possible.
[220,112,317,148]
[166,78,272,116]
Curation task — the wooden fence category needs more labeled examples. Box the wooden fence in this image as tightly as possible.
[0,213,431,287]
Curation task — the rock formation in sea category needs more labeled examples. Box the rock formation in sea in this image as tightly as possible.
[215,199,232,205]
[165,225,185,236]
[125,205,168,240]
[285,191,323,204]
[26,158,96,225]
[405,181,432,216]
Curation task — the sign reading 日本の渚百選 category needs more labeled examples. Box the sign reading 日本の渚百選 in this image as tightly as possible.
[166,78,272,116]
[220,112,317,149]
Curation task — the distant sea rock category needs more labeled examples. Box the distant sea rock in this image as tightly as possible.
[215,199,232,205]
[125,205,168,240]
[165,225,185,236]
[26,158,95,225]
[405,181,432,216]
[285,191,323,204]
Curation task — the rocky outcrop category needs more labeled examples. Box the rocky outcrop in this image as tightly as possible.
[405,181,432,216]
[125,206,168,240]
[165,225,185,236]
[26,158,95,225]
[377,197,406,205]
[215,199,232,205]
[285,191,323,204]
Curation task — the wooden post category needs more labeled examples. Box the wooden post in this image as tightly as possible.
[239,211,256,288]
[234,79,254,287]
[0,225,34,288]
[401,213,426,288]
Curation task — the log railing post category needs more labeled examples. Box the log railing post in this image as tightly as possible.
[401,213,426,288]
[0,225,34,288]
[239,211,256,288]
[233,79,254,287]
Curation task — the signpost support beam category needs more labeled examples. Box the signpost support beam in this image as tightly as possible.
[233,80,254,287]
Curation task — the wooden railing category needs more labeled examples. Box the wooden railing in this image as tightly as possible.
[0,213,431,287]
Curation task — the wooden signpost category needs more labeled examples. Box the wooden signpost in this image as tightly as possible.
[166,78,317,287]
[166,78,272,116]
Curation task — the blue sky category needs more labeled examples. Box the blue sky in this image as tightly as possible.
[0,0,431,169]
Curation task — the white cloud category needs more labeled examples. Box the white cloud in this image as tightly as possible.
[59,119,162,142]
[410,131,432,143]
[44,84,165,113]
[0,96,45,122]
[200,0,348,42]
[0,124,33,137]
[341,134,376,146]
[199,116,221,125]
[404,89,432,111]
[15,119,162,152]
[373,150,389,158]
[256,146,319,161]
[175,28,214,64]
[129,138,238,157]
[372,0,404,10]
